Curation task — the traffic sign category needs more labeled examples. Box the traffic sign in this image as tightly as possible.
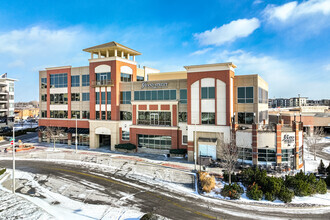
[10,140,14,145]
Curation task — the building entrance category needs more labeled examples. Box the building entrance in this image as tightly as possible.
[99,135,111,149]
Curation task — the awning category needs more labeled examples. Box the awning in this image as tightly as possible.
[66,128,90,134]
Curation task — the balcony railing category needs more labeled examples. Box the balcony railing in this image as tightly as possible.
[137,119,171,127]
[91,79,113,87]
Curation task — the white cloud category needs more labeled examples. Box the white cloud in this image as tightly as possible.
[264,0,330,22]
[190,48,213,56]
[194,18,260,46]
[253,0,263,5]
[209,50,329,99]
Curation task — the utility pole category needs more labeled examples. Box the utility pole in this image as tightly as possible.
[75,115,78,153]
[12,127,15,194]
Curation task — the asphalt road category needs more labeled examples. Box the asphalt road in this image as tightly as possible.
[0,160,329,220]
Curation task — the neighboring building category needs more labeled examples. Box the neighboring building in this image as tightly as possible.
[0,73,16,127]
[15,108,39,120]
[290,96,307,107]
[269,98,290,108]
[307,99,330,106]
[38,41,303,170]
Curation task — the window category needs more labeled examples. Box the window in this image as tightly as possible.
[41,78,47,89]
[71,75,80,87]
[82,93,90,101]
[238,87,253,103]
[121,73,132,82]
[50,73,67,88]
[122,131,130,141]
[137,111,171,126]
[9,95,14,100]
[107,111,111,120]
[183,135,188,144]
[50,94,68,104]
[41,94,47,102]
[258,110,268,123]
[180,89,187,104]
[282,149,295,162]
[138,134,172,150]
[82,75,90,86]
[101,92,106,104]
[201,87,215,99]
[120,111,132,120]
[50,111,68,118]
[82,111,90,119]
[120,91,131,104]
[258,87,268,104]
[41,111,47,118]
[71,93,80,101]
[96,111,100,119]
[258,149,276,162]
[107,92,111,104]
[96,92,100,104]
[8,82,14,92]
[238,112,254,124]
[137,76,144,81]
[71,111,80,119]
[238,147,252,161]
[96,72,111,81]
[201,113,215,124]
[101,111,106,120]
[179,112,187,122]
[134,90,176,101]
[9,103,14,108]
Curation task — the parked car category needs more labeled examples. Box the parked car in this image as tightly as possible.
[0,127,12,133]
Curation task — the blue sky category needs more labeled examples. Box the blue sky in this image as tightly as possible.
[0,0,329,101]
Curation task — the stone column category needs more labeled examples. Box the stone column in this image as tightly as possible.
[68,133,72,146]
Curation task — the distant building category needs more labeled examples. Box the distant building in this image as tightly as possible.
[290,96,307,107]
[0,73,17,127]
[269,98,290,108]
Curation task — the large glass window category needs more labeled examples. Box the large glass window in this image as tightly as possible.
[96,92,100,104]
[258,110,268,123]
[120,91,131,104]
[179,112,187,122]
[96,72,111,81]
[82,93,90,101]
[201,87,215,99]
[138,111,171,126]
[71,111,80,119]
[121,73,132,82]
[50,93,68,104]
[258,87,268,104]
[101,92,106,104]
[201,112,215,124]
[122,131,130,141]
[41,78,47,89]
[107,92,111,104]
[107,111,111,120]
[50,73,67,88]
[138,134,172,150]
[282,149,295,162]
[137,76,144,81]
[238,112,254,124]
[96,111,100,119]
[238,87,253,103]
[50,111,68,118]
[82,75,90,86]
[120,111,132,120]
[82,111,90,119]
[101,111,106,120]
[258,149,276,162]
[134,90,176,101]
[71,75,80,87]
[41,94,47,102]
[180,89,187,104]
[238,147,253,162]
[71,93,80,101]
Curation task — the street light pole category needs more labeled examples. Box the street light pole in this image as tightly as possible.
[75,115,78,153]
[194,123,197,171]
[12,127,15,194]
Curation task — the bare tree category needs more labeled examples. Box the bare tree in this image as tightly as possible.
[41,127,66,151]
[305,127,324,161]
[220,134,238,184]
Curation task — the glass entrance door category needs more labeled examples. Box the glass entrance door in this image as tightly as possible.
[100,74,107,85]
[150,113,159,125]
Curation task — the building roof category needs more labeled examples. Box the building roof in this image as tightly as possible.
[83,41,142,55]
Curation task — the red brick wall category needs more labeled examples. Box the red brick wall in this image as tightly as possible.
[276,124,282,164]
[139,105,147,110]
[39,119,89,128]
[149,105,158,110]
[172,105,177,126]
[132,105,136,125]
[161,105,170,111]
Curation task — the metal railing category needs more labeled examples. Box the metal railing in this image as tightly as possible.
[91,79,113,87]
[137,119,171,127]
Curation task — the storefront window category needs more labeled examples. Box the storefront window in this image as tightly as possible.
[138,134,172,150]
[238,112,254,124]
[258,148,276,162]
[72,134,89,146]
[238,147,252,162]
[138,111,171,126]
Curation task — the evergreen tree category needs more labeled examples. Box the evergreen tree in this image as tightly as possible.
[326,162,330,175]
[318,160,326,174]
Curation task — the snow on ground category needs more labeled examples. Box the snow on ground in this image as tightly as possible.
[322,146,330,155]
[204,179,330,206]
[0,170,144,220]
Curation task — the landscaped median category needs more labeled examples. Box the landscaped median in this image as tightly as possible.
[197,167,330,206]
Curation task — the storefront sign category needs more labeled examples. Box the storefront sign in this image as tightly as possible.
[282,134,295,144]
[141,82,168,89]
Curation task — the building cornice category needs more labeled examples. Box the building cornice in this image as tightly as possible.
[88,56,137,65]
[184,62,236,73]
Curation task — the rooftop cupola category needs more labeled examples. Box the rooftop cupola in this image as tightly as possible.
[83,41,142,62]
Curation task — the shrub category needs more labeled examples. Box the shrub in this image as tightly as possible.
[278,187,294,203]
[264,192,276,201]
[140,213,156,220]
[199,171,216,193]
[246,182,263,201]
[318,160,326,174]
[0,168,6,176]
[315,179,327,194]
[114,143,136,150]
[169,149,187,155]
[220,183,244,200]
[223,172,238,183]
